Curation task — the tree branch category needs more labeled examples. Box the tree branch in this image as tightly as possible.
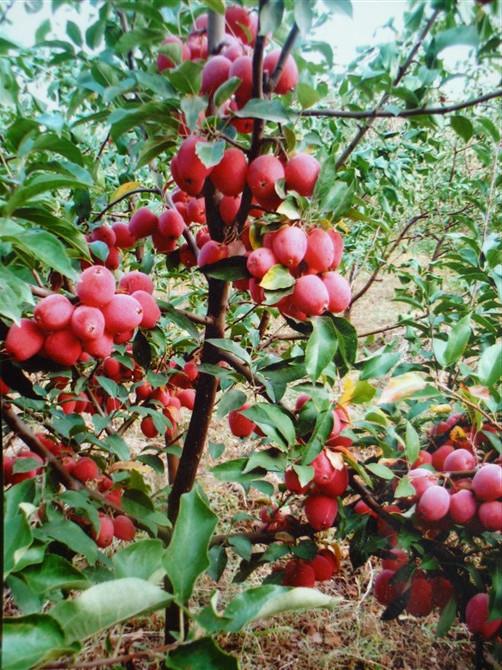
[91,188,162,223]
[302,89,502,119]
[265,23,300,94]
[335,8,441,170]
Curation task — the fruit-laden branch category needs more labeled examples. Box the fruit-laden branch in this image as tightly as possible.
[301,89,502,119]
[436,383,502,431]
[350,212,429,305]
[91,188,162,223]
[335,8,441,170]
[2,404,171,541]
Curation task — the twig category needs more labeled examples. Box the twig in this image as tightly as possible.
[41,642,178,669]
[436,383,501,430]
[265,23,300,94]
[302,89,502,120]
[91,188,162,223]
[357,314,428,338]
[335,8,441,170]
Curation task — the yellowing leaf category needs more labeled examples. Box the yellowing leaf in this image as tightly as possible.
[430,404,452,415]
[111,181,141,201]
[378,372,426,404]
[338,373,357,406]
[325,451,345,471]
[109,461,151,475]
[449,426,466,442]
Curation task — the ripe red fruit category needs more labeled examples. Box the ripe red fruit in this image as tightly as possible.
[111,222,136,248]
[3,455,14,484]
[201,55,232,96]
[408,468,437,500]
[113,515,136,541]
[354,500,377,517]
[219,195,241,226]
[449,489,477,524]
[187,32,208,60]
[103,357,121,381]
[5,318,44,361]
[405,575,433,617]
[284,468,309,493]
[225,5,254,44]
[283,559,316,587]
[196,227,211,249]
[247,155,285,204]
[472,463,502,501]
[431,444,455,471]
[308,553,335,581]
[157,35,190,71]
[101,295,143,333]
[119,270,154,295]
[198,240,229,266]
[382,548,408,572]
[71,305,105,341]
[478,501,502,531]
[431,576,454,609]
[58,392,77,414]
[141,416,158,438]
[34,294,74,331]
[36,433,63,457]
[374,570,403,606]
[136,381,153,401]
[104,247,121,271]
[228,404,255,438]
[44,329,82,367]
[312,450,335,487]
[322,272,351,313]
[90,224,116,247]
[246,247,277,279]
[443,448,476,472]
[183,360,198,381]
[158,209,186,238]
[292,275,329,316]
[465,593,501,639]
[272,226,307,268]
[177,388,195,410]
[94,515,114,548]
[412,450,433,468]
[317,464,349,498]
[248,277,265,304]
[285,154,320,197]
[174,136,212,196]
[0,377,10,395]
[263,50,298,94]
[211,148,248,196]
[76,266,116,308]
[328,230,344,269]
[131,291,161,329]
[187,198,206,224]
[418,485,450,522]
[303,229,335,274]
[295,394,311,412]
[72,457,99,482]
[128,208,158,239]
[304,495,338,530]
[229,55,253,106]
[84,332,114,358]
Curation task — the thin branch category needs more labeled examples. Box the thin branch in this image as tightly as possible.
[436,383,501,431]
[41,642,178,669]
[335,8,440,170]
[91,188,162,223]
[357,313,428,338]
[302,89,502,119]
[265,23,300,94]
[350,212,429,305]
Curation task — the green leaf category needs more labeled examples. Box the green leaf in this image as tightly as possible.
[235,98,290,124]
[6,174,92,215]
[297,82,322,109]
[51,578,171,644]
[323,0,353,18]
[180,95,207,131]
[22,555,89,594]
[451,115,473,143]
[34,518,99,566]
[443,314,471,367]
[294,0,313,34]
[203,0,225,12]
[201,255,249,281]
[14,229,77,280]
[113,539,165,582]
[214,76,242,107]
[242,404,296,450]
[195,140,225,168]
[350,380,376,403]
[366,462,395,480]
[360,352,400,380]
[2,614,72,670]
[228,535,253,561]
[166,638,238,670]
[206,338,251,365]
[394,476,415,498]
[436,598,457,637]
[260,264,295,290]
[260,0,284,35]
[66,20,82,46]
[164,487,217,602]
[432,25,479,55]
[216,389,247,418]
[168,61,203,95]
[477,342,501,387]
[405,421,420,464]
[198,585,338,633]
[305,316,338,381]
[0,265,35,322]
[4,481,34,578]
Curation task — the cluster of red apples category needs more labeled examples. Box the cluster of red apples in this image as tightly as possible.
[154,4,350,319]
[5,267,160,367]
[362,414,501,635]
